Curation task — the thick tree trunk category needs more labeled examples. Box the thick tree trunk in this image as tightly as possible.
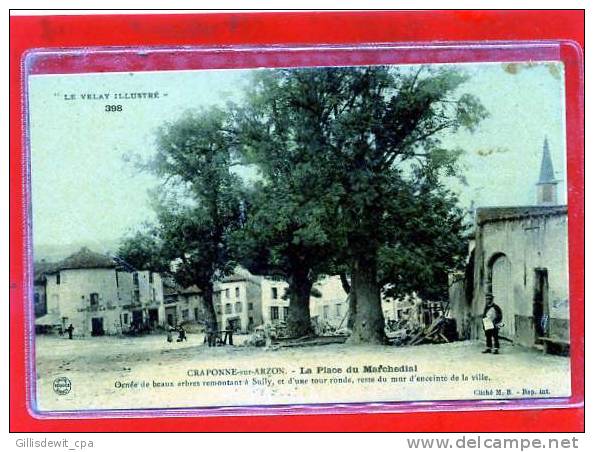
[347,279,357,330]
[286,274,314,338]
[201,283,218,332]
[340,271,357,330]
[347,255,387,344]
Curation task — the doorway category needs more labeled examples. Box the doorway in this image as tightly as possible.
[533,268,550,344]
[489,253,514,341]
[91,317,104,336]
[148,309,159,328]
[132,310,143,329]
[165,306,177,327]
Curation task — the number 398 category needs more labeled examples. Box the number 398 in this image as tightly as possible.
[105,104,123,112]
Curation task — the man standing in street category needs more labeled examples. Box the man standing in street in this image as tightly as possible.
[65,323,74,340]
[482,293,503,354]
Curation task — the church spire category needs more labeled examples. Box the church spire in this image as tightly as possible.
[536,137,558,205]
[538,137,556,184]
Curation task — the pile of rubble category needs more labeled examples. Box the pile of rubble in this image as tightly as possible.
[311,318,351,337]
[242,327,268,347]
[386,315,458,346]
[240,307,459,348]
[242,319,349,348]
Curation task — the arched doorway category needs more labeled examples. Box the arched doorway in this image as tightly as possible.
[487,253,515,341]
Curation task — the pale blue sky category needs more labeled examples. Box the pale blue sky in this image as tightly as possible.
[28,62,566,260]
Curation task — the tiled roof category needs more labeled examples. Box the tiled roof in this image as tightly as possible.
[221,274,250,283]
[33,261,55,283]
[51,247,115,272]
[476,205,567,226]
[163,280,201,296]
[179,285,201,294]
[163,285,178,296]
[35,313,61,326]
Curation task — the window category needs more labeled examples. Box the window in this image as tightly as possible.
[225,303,232,314]
[133,272,139,286]
[123,313,129,324]
[235,287,240,298]
[336,303,342,317]
[225,288,230,299]
[149,272,153,283]
[323,305,330,319]
[283,307,289,320]
[182,309,189,321]
[90,293,99,308]
[235,302,242,313]
[56,272,60,285]
[271,306,279,320]
[271,287,278,299]
[194,308,199,320]
[248,302,254,310]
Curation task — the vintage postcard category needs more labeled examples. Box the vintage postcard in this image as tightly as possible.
[28,61,571,413]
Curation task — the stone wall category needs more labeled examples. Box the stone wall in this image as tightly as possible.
[449,275,472,340]
[471,211,569,347]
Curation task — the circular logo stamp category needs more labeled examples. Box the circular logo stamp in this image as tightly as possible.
[53,377,72,395]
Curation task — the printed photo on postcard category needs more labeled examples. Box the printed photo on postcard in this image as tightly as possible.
[27,61,571,413]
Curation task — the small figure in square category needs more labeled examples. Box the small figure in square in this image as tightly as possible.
[206,321,217,347]
[482,293,503,354]
[65,323,74,340]
[177,325,187,342]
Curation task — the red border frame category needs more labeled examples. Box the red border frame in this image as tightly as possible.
[10,11,584,432]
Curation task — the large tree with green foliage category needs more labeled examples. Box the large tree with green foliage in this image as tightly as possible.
[236,66,486,343]
[377,178,469,303]
[117,224,168,273]
[330,67,486,343]
[119,107,244,330]
[231,72,345,337]
[338,174,469,332]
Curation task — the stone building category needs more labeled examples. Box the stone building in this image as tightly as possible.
[212,271,351,332]
[260,276,290,326]
[117,269,165,331]
[309,276,348,328]
[450,139,569,350]
[34,247,167,336]
[213,270,263,332]
[162,283,205,327]
[33,261,53,318]
[177,286,205,324]
[36,248,123,336]
[471,205,568,345]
